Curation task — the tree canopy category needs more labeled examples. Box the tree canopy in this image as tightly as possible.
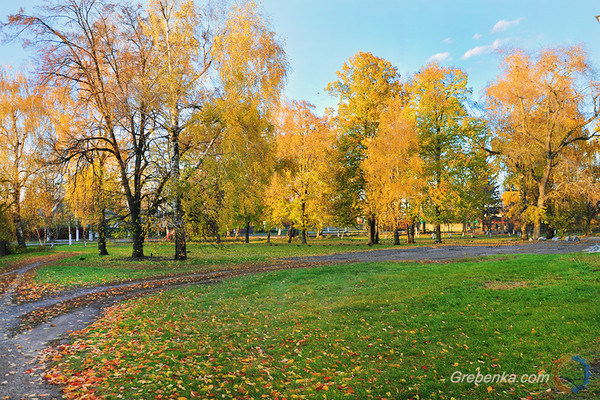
[1,3,600,253]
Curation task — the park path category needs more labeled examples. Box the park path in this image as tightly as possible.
[284,237,597,263]
[0,258,79,399]
[0,239,597,399]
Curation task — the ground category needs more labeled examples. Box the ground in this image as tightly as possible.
[0,237,598,399]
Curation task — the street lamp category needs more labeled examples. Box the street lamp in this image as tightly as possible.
[596,15,600,24]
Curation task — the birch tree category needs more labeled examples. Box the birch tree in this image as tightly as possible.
[145,0,215,259]
[0,70,51,248]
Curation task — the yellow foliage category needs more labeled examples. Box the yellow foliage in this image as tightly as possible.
[267,100,336,231]
[363,97,422,229]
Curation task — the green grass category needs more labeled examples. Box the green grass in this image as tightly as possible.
[0,246,57,273]
[47,253,600,399]
[32,234,513,289]
[33,238,380,288]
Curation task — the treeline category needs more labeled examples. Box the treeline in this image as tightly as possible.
[0,1,599,258]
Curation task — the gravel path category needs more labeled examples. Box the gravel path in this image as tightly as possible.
[0,239,597,399]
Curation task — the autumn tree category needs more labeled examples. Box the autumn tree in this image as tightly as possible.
[408,63,487,243]
[8,1,162,257]
[486,46,600,239]
[145,0,216,260]
[0,69,51,249]
[362,97,422,245]
[208,1,287,243]
[267,100,335,244]
[64,154,120,254]
[545,138,600,236]
[20,164,66,247]
[147,0,287,247]
[220,104,275,243]
[326,51,402,245]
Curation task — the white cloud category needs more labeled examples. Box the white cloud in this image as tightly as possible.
[427,52,452,63]
[490,18,523,34]
[461,39,504,60]
[473,33,482,40]
[442,37,453,44]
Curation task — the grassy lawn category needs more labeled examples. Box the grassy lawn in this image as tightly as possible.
[45,253,600,399]
[0,246,59,273]
[27,234,514,290]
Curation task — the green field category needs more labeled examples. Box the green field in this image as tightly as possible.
[46,253,600,399]
[1,234,514,290]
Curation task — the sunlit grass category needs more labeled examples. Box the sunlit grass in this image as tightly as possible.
[31,234,514,289]
[47,253,600,399]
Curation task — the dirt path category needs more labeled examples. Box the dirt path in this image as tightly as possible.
[285,238,598,263]
[0,240,596,399]
[0,258,81,399]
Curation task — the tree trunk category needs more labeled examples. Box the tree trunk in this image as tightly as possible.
[520,224,528,241]
[533,158,552,240]
[171,129,187,260]
[584,202,598,236]
[245,221,250,244]
[409,223,416,244]
[98,207,109,256]
[0,240,9,256]
[114,120,147,259]
[130,200,144,258]
[216,232,221,244]
[12,189,26,249]
[173,193,187,260]
[433,141,443,244]
[367,217,376,245]
[266,231,271,244]
[301,200,308,244]
[434,223,442,243]
[393,227,400,245]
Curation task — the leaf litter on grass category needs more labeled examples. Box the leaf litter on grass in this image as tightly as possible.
[39,254,600,399]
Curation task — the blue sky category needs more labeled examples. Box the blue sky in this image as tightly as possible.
[2,1,600,114]
[261,0,600,113]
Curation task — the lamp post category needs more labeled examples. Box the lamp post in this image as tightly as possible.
[596,15,600,24]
